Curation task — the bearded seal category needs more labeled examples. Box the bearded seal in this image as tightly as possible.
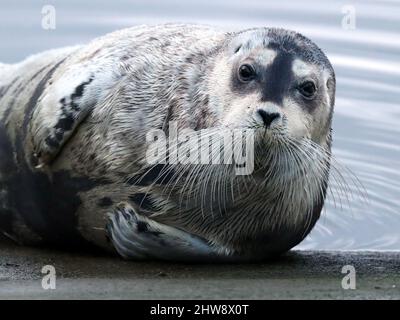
[0,24,335,261]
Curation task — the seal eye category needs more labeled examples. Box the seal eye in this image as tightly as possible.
[238,64,256,82]
[298,81,317,99]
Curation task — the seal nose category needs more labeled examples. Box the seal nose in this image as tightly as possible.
[257,109,280,128]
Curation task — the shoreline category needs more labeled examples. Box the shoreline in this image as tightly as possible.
[0,239,398,299]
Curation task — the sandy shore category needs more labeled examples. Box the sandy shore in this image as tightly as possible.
[0,238,398,299]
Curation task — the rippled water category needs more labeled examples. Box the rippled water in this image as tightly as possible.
[0,0,399,251]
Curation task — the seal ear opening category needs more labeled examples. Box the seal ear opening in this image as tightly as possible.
[326,76,336,107]
[326,77,335,90]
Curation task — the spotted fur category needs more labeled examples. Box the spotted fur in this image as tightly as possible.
[0,24,335,261]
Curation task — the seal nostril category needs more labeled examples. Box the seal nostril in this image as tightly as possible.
[257,110,280,128]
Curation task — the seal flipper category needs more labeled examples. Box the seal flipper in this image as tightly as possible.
[106,202,236,262]
[28,59,119,166]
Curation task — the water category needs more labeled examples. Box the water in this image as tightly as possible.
[0,0,399,251]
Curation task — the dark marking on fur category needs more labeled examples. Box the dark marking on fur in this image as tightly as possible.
[79,48,101,62]
[129,193,157,212]
[136,220,148,232]
[230,50,294,107]
[126,164,175,186]
[0,86,5,100]
[28,65,52,83]
[0,78,19,101]
[2,58,109,248]
[98,197,113,208]
[161,40,171,48]
[44,77,95,149]
[2,127,105,247]
[261,51,293,105]
[1,67,49,123]
[0,123,17,238]
[71,79,93,102]
[55,113,75,131]
[230,49,325,114]
[273,29,332,67]
[22,58,67,140]
[44,136,60,149]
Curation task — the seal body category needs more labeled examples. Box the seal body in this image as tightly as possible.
[0,24,335,261]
